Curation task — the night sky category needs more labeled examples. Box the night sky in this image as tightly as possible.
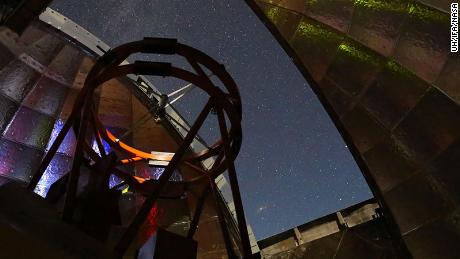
[51,0,372,239]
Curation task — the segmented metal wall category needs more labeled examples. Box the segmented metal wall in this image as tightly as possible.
[0,24,84,196]
[247,0,459,258]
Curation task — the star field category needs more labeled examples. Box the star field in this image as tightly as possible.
[51,0,372,239]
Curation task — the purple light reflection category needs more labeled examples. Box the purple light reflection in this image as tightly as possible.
[136,164,182,182]
[46,118,76,156]
[91,136,112,157]
[33,154,72,197]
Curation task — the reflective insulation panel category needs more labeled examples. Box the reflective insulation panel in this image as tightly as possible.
[3,106,55,150]
[34,154,72,197]
[0,137,44,182]
[46,118,77,156]
[22,77,68,117]
[0,59,40,103]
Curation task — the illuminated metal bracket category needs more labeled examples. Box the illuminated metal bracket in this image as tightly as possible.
[148,151,174,167]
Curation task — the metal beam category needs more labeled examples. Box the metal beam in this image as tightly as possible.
[187,186,210,239]
[210,180,237,259]
[217,110,252,258]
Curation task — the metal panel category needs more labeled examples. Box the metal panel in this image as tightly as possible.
[392,88,460,163]
[362,137,419,192]
[427,140,460,203]
[361,62,430,129]
[257,2,303,40]
[0,42,15,70]
[34,153,72,197]
[0,93,19,135]
[340,105,386,153]
[47,45,84,83]
[0,59,40,102]
[326,41,384,97]
[391,3,450,83]
[317,77,352,118]
[3,106,55,150]
[403,211,460,259]
[22,77,68,117]
[384,172,451,234]
[290,17,344,81]
[349,0,407,57]
[303,0,354,32]
[45,118,76,156]
[28,33,65,65]
[98,97,133,129]
[435,54,460,104]
[0,138,43,182]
